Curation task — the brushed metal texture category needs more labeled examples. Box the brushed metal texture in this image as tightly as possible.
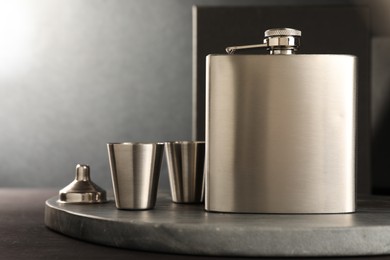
[107,142,164,210]
[58,164,107,204]
[205,54,356,213]
[165,141,205,203]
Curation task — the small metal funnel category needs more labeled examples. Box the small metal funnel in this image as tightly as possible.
[58,164,107,204]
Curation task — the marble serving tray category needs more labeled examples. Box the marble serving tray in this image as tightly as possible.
[44,192,390,257]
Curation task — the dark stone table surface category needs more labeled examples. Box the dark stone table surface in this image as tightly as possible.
[2,188,390,259]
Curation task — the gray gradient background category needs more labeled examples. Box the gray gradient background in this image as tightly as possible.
[0,0,389,191]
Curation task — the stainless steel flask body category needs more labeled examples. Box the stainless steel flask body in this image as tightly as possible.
[205,55,356,213]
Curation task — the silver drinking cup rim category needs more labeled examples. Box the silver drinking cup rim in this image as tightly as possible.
[165,141,205,145]
[107,142,165,146]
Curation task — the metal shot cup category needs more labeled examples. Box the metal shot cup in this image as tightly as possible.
[165,141,205,203]
[107,142,164,210]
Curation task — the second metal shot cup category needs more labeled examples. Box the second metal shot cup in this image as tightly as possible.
[107,142,164,210]
[165,141,205,203]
